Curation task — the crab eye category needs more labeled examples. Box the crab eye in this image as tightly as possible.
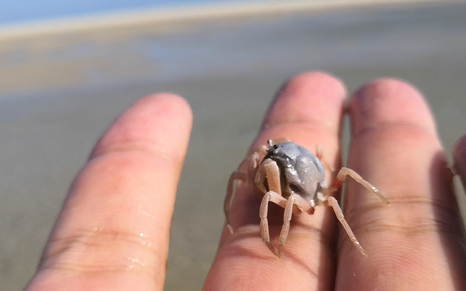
[289,184,301,194]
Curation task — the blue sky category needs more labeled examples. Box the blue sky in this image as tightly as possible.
[0,0,234,25]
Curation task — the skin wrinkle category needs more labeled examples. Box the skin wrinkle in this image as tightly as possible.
[40,227,162,277]
[39,260,150,275]
[344,196,457,221]
[350,218,460,237]
[283,227,334,250]
[266,221,335,249]
[90,139,176,164]
[220,238,324,288]
[344,193,462,237]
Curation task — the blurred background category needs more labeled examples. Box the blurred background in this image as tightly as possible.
[1,0,466,290]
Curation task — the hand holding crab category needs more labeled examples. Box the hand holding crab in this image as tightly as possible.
[225,138,389,257]
[207,73,466,290]
[25,73,466,291]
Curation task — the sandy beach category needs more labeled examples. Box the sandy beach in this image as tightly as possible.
[1,1,466,290]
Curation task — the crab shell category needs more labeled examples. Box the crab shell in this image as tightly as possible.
[262,142,328,206]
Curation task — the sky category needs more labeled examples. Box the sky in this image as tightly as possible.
[0,0,243,25]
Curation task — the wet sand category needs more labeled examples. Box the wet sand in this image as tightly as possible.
[1,2,466,290]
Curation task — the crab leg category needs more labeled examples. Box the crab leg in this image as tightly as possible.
[260,191,288,256]
[328,167,390,205]
[326,196,368,256]
[224,171,247,234]
[258,159,284,255]
[277,194,315,257]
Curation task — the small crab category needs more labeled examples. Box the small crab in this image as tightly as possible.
[224,138,389,257]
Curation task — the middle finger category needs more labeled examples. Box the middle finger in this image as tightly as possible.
[204,72,346,291]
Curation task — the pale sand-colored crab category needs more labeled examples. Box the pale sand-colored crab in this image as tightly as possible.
[224,138,390,257]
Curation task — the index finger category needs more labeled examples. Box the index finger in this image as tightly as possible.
[204,72,346,291]
[25,94,192,291]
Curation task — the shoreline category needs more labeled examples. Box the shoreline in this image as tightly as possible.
[0,0,448,41]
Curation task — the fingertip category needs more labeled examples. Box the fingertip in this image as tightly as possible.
[91,93,192,161]
[118,92,193,127]
[261,71,346,133]
[349,78,436,136]
[281,71,347,96]
[124,92,193,136]
[142,93,193,124]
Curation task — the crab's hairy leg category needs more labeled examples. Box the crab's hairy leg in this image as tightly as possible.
[328,167,390,205]
[278,195,296,257]
[260,159,281,191]
[254,158,277,194]
[278,194,315,257]
[247,152,260,190]
[326,196,368,256]
[224,171,248,234]
[258,159,286,256]
[260,191,288,257]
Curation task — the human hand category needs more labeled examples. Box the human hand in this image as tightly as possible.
[24,73,466,291]
[203,72,466,290]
